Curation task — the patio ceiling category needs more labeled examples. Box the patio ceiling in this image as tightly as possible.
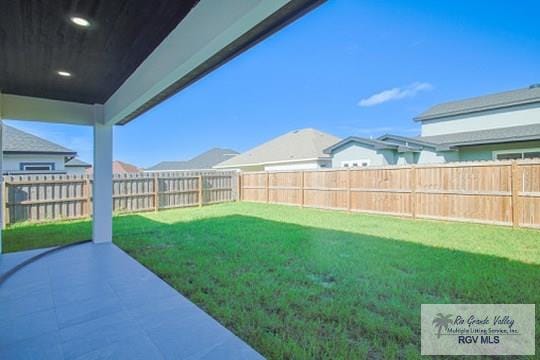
[0,0,199,105]
[0,0,324,126]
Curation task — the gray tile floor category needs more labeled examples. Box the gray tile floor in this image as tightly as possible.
[0,243,264,360]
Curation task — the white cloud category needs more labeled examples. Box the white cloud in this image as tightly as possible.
[358,82,433,107]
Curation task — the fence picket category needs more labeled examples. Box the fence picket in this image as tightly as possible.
[240,160,540,229]
[4,170,238,224]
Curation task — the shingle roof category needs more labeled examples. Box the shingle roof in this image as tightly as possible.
[324,136,398,154]
[415,84,540,121]
[214,129,340,168]
[2,124,75,154]
[185,148,239,169]
[418,123,540,148]
[113,161,141,173]
[146,161,189,171]
[65,158,91,167]
[377,134,438,149]
[86,160,140,175]
[146,148,238,171]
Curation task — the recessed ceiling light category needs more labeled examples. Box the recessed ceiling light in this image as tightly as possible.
[57,70,72,77]
[70,16,90,27]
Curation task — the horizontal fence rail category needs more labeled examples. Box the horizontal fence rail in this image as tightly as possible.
[239,160,540,229]
[3,171,238,225]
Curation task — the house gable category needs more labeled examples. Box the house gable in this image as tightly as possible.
[325,138,397,168]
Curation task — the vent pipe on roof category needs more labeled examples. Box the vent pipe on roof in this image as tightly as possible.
[529,83,540,89]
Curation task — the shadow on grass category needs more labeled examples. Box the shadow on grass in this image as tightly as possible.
[3,213,539,359]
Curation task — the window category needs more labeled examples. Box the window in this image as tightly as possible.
[20,162,55,171]
[493,148,540,161]
[524,152,540,159]
[341,159,370,168]
[496,153,522,160]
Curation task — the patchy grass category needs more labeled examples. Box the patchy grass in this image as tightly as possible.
[4,202,540,359]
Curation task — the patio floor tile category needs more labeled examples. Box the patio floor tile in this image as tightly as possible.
[72,333,163,360]
[0,309,58,347]
[0,243,263,359]
[0,330,64,360]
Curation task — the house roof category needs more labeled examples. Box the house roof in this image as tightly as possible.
[65,158,92,168]
[2,124,76,155]
[418,123,540,148]
[415,84,540,121]
[113,161,141,173]
[377,134,438,149]
[325,136,425,154]
[215,128,340,168]
[146,148,238,171]
[324,136,398,154]
[87,160,140,174]
[146,161,189,171]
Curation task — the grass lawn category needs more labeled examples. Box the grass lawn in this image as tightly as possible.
[3,202,540,359]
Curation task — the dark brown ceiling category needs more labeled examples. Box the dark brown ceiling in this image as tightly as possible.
[0,0,199,104]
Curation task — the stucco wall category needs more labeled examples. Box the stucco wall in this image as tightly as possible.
[416,149,459,164]
[264,160,329,171]
[330,143,395,168]
[420,103,540,136]
[65,167,89,175]
[2,154,66,173]
[457,140,540,161]
[396,152,415,165]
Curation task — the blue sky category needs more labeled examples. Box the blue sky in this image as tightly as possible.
[7,0,540,167]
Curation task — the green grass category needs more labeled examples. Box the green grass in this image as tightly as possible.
[4,202,540,359]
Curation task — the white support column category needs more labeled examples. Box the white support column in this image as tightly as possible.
[0,92,3,253]
[92,105,113,243]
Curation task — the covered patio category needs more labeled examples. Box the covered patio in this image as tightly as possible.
[0,0,323,358]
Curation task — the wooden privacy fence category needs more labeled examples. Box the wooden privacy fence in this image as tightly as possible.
[3,171,238,225]
[240,160,540,229]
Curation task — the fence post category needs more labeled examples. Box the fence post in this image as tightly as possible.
[198,175,203,207]
[237,172,241,202]
[410,165,416,219]
[347,169,351,212]
[85,176,91,218]
[510,160,520,228]
[266,172,270,203]
[300,171,305,207]
[2,180,8,228]
[153,174,159,211]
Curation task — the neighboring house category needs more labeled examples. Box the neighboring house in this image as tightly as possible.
[65,158,92,175]
[214,128,340,171]
[2,124,77,174]
[326,84,540,168]
[86,160,141,175]
[146,148,239,172]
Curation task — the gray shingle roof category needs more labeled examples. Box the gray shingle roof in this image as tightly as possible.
[377,134,438,149]
[2,124,76,154]
[324,137,398,154]
[146,148,238,171]
[65,158,91,167]
[214,129,340,168]
[418,123,540,148]
[415,84,540,121]
[146,161,189,171]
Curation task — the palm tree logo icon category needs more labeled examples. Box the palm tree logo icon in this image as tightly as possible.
[433,313,453,339]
